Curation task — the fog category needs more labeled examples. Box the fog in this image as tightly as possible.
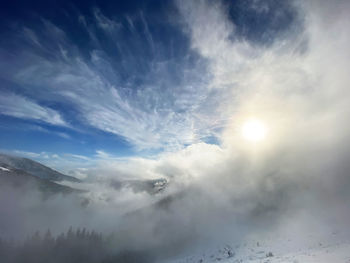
[1,0,350,262]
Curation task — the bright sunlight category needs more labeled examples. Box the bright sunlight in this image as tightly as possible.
[242,119,268,142]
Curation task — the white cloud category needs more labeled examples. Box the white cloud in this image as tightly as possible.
[94,8,122,33]
[12,150,41,158]
[0,92,67,126]
[1,0,350,256]
[0,14,217,150]
[64,0,350,248]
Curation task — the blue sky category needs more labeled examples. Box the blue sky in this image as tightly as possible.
[0,0,297,167]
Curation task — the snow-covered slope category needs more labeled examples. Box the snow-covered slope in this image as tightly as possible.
[167,231,350,263]
[0,166,10,172]
[0,163,84,196]
[0,153,80,182]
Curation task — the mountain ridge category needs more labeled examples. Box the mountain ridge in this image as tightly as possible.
[0,163,84,197]
[0,153,81,183]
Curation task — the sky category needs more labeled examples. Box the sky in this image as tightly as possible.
[0,0,299,170]
[1,0,350,258]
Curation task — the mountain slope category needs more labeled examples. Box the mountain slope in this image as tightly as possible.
[110,178,168,195]
[0,153,80,182]
[0,163,83,196]
[166,232,350,263]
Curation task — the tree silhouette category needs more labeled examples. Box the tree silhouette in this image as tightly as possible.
[0,228,153,263]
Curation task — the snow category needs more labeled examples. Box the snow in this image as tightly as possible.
[166,232,350,263]
[0,166,10,172]
[263,242,350,263]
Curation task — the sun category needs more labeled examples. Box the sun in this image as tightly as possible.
[241,119,268,142]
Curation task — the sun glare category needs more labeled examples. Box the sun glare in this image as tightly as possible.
[242,119,268,142]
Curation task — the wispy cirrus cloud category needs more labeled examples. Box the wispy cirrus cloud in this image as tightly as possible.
[0,92,67,126]
[0,6,220,150]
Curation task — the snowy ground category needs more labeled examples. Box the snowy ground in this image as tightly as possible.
[167,231,350,263]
